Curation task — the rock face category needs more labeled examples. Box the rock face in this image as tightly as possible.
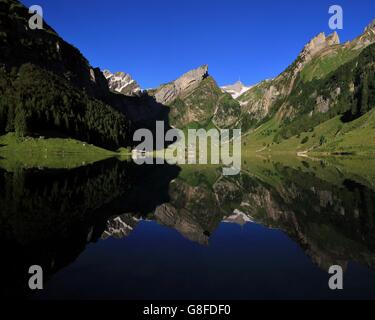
[298,32,340,67]
[154,178,224,245]
[149,65,241,128]
[221,80,252,99]
[365,19,375,32]
[103,70,141,96]
[153,65,208,105]
[238,80,280,121]
[354,19,375,48]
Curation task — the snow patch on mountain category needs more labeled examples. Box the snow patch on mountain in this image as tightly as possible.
[221,80,252,99]
[103,70,141,96]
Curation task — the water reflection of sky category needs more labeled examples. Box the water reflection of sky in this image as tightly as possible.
[34,221,375,300]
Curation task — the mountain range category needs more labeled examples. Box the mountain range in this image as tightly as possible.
[107,20,375,154]
[1,0,375,155]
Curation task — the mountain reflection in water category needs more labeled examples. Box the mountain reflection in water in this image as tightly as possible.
[1,156,375,299]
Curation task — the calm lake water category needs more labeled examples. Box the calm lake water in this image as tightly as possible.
[1,156,375,299]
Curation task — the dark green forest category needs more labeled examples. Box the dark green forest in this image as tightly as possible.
[0,64,130,149]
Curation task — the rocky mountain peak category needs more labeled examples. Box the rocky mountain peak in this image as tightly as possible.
[301,32,340,59]
[174,64,209,92]
[153,65,209,105]
[352,19,375,48]
[293,31,341,75]
[365,19,375,32]
[103,70,141,96]
[221,80,252,99]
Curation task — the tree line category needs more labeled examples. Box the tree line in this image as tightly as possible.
[0,63,130,149]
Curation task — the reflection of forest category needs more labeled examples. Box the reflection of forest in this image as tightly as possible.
[0,158,180,298]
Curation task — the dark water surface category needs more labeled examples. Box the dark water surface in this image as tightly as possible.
[1,157,375,299]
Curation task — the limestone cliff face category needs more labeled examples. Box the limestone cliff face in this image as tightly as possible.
[296,32,340,71]
[352,19,375,48]
[365,19,375,32]
[152,65,209,105]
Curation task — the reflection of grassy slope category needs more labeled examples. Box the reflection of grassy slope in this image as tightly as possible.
[239,157,375,269]
[0,133,115,170]
[241,156,285,187]
[177,164,221,189]
[242,154,375,192]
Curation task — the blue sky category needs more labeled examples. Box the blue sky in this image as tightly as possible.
[21,0,375,88]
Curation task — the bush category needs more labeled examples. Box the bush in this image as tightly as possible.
[301,136,309,144]
[319,135,327,146]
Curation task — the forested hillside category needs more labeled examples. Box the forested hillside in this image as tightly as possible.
[0,0,131,149]
[275,42,375,141]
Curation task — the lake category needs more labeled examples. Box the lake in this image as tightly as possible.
[1,155,375,299]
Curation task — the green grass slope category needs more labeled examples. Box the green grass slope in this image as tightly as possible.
[168,77,241,129]
[300,47,360,82]
[0,133,116,170]
[243,108,375,156]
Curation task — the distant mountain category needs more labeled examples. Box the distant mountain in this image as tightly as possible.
[149,65,241,128]
[103,70,141,96]
[221,80,252,99]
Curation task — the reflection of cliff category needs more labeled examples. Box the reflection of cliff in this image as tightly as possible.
[156,162,375,272]
[0,159,179,298]
[151,167,272,245]
[102,214,140,240]
[155,176,225,245]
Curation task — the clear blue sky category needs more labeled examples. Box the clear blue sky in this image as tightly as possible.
[21,0,375,88]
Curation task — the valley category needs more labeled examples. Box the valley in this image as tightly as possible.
[2,0,375,302]
[1,0,375,160]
